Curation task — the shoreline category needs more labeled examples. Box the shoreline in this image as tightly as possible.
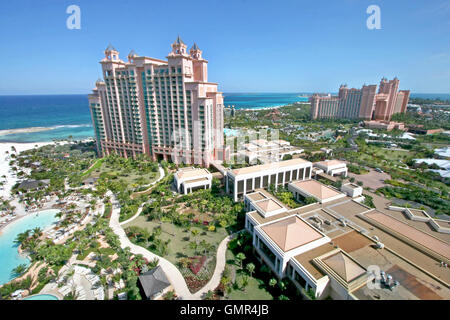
[0,141,56,200]
[228,100,310,111]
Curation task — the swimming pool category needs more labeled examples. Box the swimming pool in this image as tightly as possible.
[0,209,60,285]
[224,128,240,136]
[23,294,59,300]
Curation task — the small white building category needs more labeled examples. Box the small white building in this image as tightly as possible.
[314,160,348,177]
[174,167,212,194]
[341,183,363,198]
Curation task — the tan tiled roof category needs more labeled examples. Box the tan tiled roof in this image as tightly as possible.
[322,251,366,282]
[256,199,284,213]
[364,211,450,260]
[294,243,336,280]
[247,192,267,202]
[232,158,310,175]
[290,180,342,201]
[261,216,323,252]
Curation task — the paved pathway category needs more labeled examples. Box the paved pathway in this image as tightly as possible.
[108,165,237,300]
[119,165,164,226]
[192,232,239,299]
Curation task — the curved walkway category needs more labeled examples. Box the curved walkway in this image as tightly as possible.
[108,166,238,299]
[120,165,165,226]
[130,166,165,200]
[109,191,195,299]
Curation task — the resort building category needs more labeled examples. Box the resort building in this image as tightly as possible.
[225,158,313,202]
[17,179,50,192]
[243,179,450,300]
[288,179,346,204]
[253,215,331,279]
[313,160,348,177]
[244,189,288,219]
[310,78,410,121]
[89,37,227,167]
[174,167,212,194]
[238,139,303,164]
[363,120,405,131]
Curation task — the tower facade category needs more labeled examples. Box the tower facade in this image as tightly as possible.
[89,38,225,167]
[310,78,409,121]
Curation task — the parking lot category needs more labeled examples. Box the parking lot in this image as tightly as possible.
[348,169,391,190]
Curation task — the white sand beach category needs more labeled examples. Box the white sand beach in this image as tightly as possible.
[0,142,54,199]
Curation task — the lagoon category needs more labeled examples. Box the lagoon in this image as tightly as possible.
[0,209,59,285]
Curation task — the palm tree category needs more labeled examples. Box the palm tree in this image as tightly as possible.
[235,252,246,269]
[246,263,255,277]
[21,275,34,294]
[11,264,27,277]
[269,278,277,288]
[33,227,43,238]
[147,258,159,269]
[241,275,249,291]
[14,230,30,246]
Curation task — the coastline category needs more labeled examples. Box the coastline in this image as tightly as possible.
[231,101,309,111]
[0,141,56,200]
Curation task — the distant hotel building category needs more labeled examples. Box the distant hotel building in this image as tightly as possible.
[310,78,410,121]
[88,37,227,167]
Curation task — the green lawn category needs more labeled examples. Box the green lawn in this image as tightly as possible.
[88,160,160,191]
[123,216,228,266]
[225,250,273,300]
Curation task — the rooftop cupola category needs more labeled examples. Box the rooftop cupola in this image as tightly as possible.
[105,44,119,61]
[190,43,202,59]
[128,50,138,63]
[170,36,188,56]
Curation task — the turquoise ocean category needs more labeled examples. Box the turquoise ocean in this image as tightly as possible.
[0,93,448,143]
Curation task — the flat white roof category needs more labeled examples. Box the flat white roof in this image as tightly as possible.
[175,167,210,180]
[231,158,311,176]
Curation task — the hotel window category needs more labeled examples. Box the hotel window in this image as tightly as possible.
[262,175,268,187]
[270,174,276,185]
[299,168,304,180]
[285,171,291,182]
[259,240,276,266]
[294,271,307,288]
[237,180,244,194]
[292,169,298,180]
[305,167,311,179]
[246,179,253,192]
[278,172,283,185]
[255,177,261,188]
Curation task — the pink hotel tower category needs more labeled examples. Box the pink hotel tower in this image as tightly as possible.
[88,37,228,167]
[310,77,410,121]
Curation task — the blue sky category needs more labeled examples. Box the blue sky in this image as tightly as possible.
[0,0,449,94]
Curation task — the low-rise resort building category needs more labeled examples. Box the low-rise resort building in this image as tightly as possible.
[238,138,304,164]
[174,167,212,194]
[237,158,450,300]
[169,157,450,300]
[313,160,348,177]
[225,158,312,202]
